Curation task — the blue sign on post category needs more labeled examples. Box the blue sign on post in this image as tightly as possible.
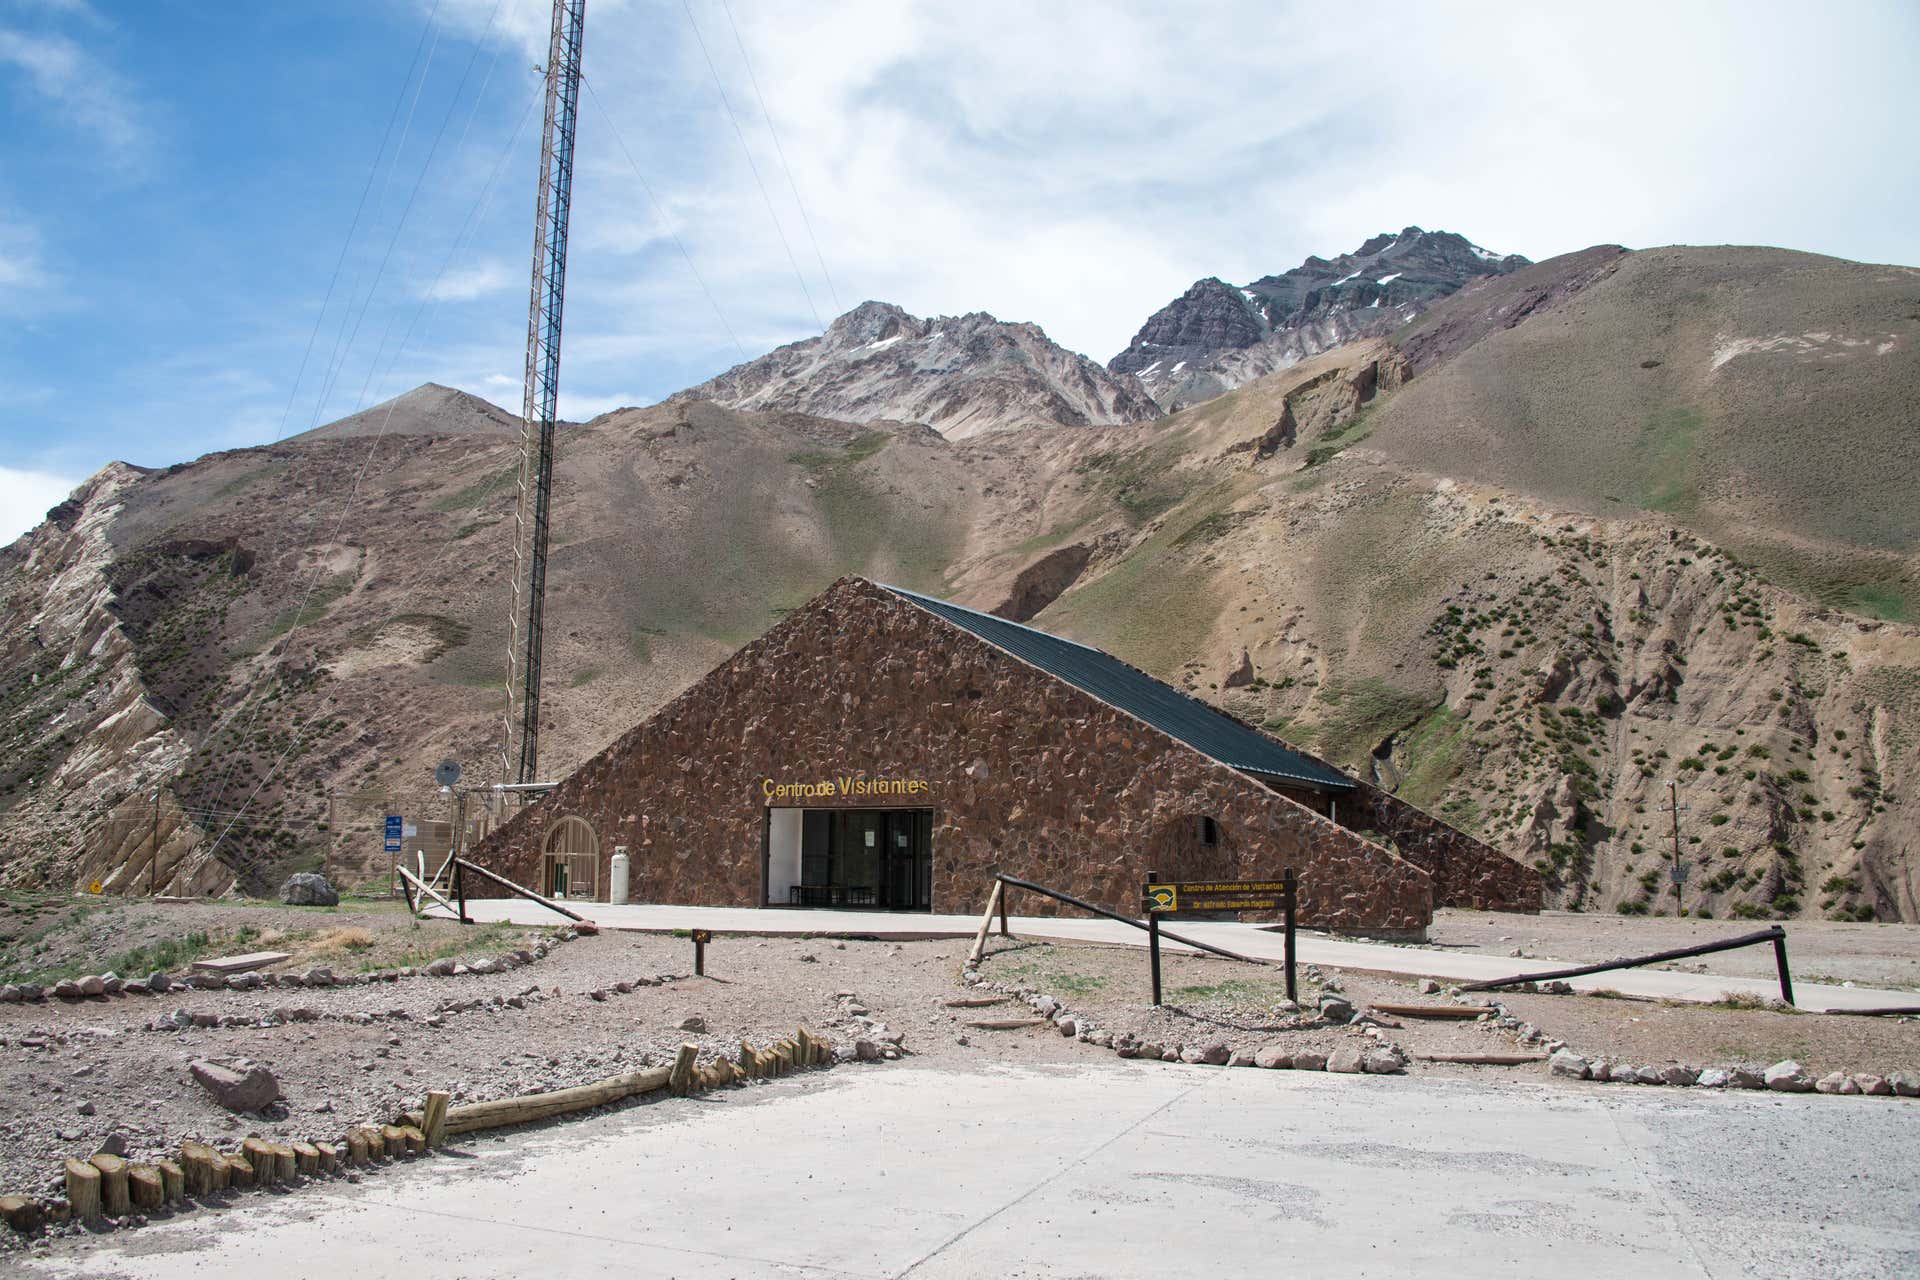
[384,814,403,854]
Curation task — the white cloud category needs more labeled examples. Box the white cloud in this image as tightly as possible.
[409,1,1920,397]
[0,25,147,162]
[0,464,79,543]
[421,258,516,302]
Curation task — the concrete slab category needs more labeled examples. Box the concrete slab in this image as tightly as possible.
[430,898,1913,1011]
[19,1063,1920,1278]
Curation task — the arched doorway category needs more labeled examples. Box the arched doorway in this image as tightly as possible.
[542,815,599,900]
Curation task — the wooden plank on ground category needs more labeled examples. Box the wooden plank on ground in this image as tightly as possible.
[1415,1051,1548,1065]
[190,951,290,976]
[962,1017,1048,1031]
[943,996,1006,1008]
[1369,1003,1487,1020]
[440,1067,672,1136]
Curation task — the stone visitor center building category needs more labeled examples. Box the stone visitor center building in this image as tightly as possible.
[471,577,1540,938]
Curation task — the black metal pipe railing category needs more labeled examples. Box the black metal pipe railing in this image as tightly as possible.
[1460,924,1795,1006]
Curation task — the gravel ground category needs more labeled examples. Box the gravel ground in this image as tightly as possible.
[4,900,1917,1251]
[1422,907,1920,991]
[973,936,1920,1082]
[0,920,1087,1209]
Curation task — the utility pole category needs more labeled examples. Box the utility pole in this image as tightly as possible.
[501,0,587,790]
[1659,779,1690,913]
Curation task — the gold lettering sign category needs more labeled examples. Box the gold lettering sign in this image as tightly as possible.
[761,777,931,801]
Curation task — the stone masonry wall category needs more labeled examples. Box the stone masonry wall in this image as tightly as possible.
[1339,777,1543,913]
[471,578,1434,935]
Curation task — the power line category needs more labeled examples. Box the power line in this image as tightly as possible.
[717,0,840,314]
[679,0,824,330]
[580,73,749,361]
[208,83,543,883]
[267,0,444,447]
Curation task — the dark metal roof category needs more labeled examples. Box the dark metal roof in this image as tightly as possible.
[881,584,1354,792]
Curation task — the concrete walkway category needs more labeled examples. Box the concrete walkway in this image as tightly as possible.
[18,1063,1920,1278]
[429,898,1913,1012]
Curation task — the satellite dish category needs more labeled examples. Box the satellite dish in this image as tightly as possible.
[434,759,462,787]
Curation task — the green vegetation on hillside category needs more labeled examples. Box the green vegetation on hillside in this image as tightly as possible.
[1636,406,1703,514]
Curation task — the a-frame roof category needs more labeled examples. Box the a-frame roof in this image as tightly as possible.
[881,584,1354,792]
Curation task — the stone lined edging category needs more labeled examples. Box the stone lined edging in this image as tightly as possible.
[956,961,1409,1075]
[0,928,586,1011]
[0,1017,845,1240]
[960,959,1920,1097]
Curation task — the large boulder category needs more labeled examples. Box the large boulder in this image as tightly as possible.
[189,1059,281,1113]
[281,873,339,907]
[1764,1060,1814,1093]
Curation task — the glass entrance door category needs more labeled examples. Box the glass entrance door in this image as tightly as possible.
[880,810,931,910]
[773,808,933,910]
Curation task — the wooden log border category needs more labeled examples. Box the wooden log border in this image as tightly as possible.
[2,1021,846,1238]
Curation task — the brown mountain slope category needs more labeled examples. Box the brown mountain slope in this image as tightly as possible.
[1370,245,1920,619]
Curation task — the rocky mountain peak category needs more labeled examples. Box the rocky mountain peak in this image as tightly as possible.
[671,301,1160,440]
[1110,227,1529,409]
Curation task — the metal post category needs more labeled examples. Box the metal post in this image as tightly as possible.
[1283,867,1298,1006]
[1146,871,1162,1007]
[455,860,469,925]
[148,789,161,896]
[695,937,706,977]
[998,882,1011,937]
[1773,931,1795,1007]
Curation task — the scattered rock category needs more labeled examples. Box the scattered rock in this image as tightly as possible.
[1417,978,1440,995]
[1814,1072,1855,1095]
[1227,1049,1257,1068]
[854,1039,880,1062]
[425,958,457,978]
[1055,1017,1077,1038]
[96,1133,128,1158]
[1764,1060,1813,1093]
[1362,1047,1407,1075]
[52,980,83,1000]
[1660,1065,1698,1087]
[1696,1067,1731,1089]
[1854,1074,1891,1097]
[1254,1046,1292,1070]
[679,1016,707,1033]
[1889,1073,1920,1098]
[1548,1050,1589,1080]
[1317,996,1355,1024]
[1727,1066,1765,1090]
[1197,1042,1230,1066]
[281,872,340,906]
[1292,1051,1328,1072]
[189,1059,281,1112]
[75,1100,95,1116]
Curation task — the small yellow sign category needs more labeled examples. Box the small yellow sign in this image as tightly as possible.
[88,880,103,894]
[1144,884,1177,912]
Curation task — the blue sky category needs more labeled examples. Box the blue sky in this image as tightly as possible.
[3,0,1918,540]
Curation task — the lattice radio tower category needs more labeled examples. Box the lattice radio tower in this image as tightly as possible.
[502,0,586,787]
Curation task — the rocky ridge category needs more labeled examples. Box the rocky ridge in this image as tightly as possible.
[670,300,1161,440]
[1110,227,1529,408]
